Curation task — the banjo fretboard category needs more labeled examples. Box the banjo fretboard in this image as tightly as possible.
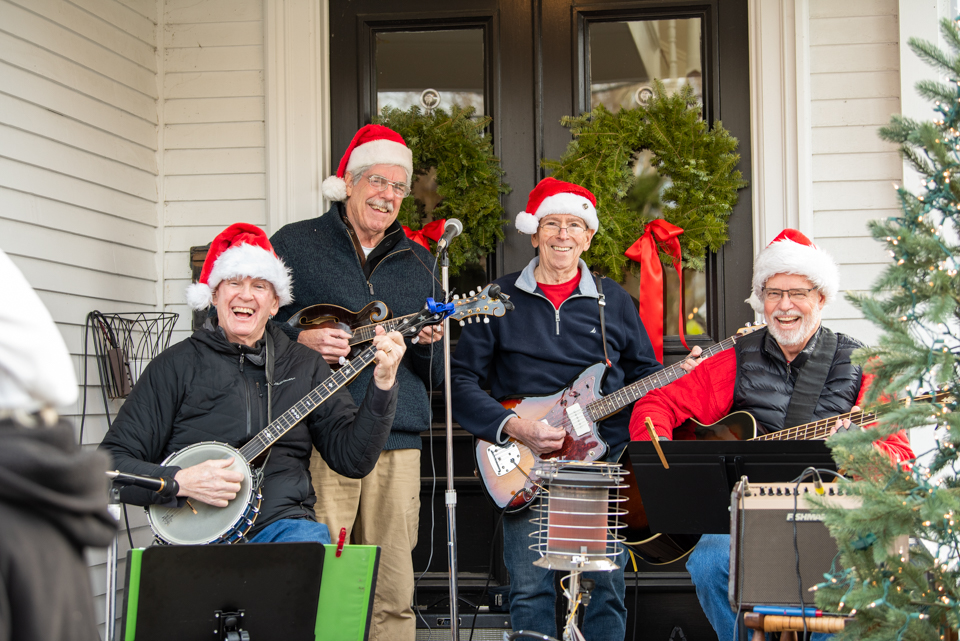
[238,347,379,462]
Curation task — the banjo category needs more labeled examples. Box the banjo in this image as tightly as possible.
[148,285,513,545]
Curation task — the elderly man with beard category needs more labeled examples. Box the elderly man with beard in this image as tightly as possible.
[270,125,443,641]
[629,228,913,641]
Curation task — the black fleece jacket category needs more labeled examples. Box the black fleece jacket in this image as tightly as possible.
[99,321,397,534]
[1,417,116,641]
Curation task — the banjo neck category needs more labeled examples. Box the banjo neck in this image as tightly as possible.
[237,346,380,462]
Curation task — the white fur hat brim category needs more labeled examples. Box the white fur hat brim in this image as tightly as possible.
[515,193,599,234]
[186,243,293,311]
[748,237,839,313]
[321,175,348,202]
[322,139,413,202]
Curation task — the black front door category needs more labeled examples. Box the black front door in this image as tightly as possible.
[329,1,748,634]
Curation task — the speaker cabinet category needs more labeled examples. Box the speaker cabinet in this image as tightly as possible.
[729,482,859,609]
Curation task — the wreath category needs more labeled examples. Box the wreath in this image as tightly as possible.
[543,80,748,281]
[375,105,510,275]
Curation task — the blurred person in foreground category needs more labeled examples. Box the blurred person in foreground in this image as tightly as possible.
[0,249,116,641]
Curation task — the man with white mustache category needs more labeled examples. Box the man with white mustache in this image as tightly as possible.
[629,228,914,641]
[269,124,444,641]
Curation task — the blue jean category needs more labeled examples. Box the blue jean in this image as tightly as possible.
[687,534,831,641]
[248,518,331,544]
[502,509,627,641]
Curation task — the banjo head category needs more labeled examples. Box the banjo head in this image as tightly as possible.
[147,442,255,545]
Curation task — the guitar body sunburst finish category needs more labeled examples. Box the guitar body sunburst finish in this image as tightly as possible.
[475,363,609,511]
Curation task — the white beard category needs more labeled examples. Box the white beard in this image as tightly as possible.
[766,307,821,348]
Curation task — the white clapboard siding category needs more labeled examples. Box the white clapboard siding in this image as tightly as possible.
[160,0,267,341]
[0,1,161,638]
[808,0,901,345]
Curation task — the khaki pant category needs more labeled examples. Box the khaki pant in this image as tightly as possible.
[310,448,420,641]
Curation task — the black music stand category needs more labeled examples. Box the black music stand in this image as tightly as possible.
[627,440,837,534]
[122,543,325,641]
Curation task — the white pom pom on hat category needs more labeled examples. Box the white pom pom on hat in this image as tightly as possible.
[185,223,293,311]
[321,124,413,202]
[747,228,840,313]
[514,177,599,234]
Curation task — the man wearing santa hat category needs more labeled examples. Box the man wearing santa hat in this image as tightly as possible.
[100,223,406,545]
[629,229,914,641]
[269,125,443,640]
[451,178,689,640]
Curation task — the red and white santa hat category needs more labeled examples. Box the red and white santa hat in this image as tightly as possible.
[185,223,293,311]
[748,228,839,313]
[321,124,413,202]
[515,177,599,234]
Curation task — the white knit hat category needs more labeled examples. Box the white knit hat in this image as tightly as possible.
[748,229,840,313]
[0,249,77,411]
[321,124,413,201]
[514,177,600,234]
[185,223,293,310]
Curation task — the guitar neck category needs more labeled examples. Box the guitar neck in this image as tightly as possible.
[586,335,739,421]
[753,408,879,441]
[238,346,379,461]
[753,391,943,442]
[348,313,416,346]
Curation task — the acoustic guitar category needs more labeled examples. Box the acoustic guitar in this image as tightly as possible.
[625,391,949,564]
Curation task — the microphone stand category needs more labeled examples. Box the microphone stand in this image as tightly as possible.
[438,243,460,641]
[105,486,121,641]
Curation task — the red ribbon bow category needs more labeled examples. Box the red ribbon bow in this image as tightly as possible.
[624,219,689,363]
[402,219,446,250]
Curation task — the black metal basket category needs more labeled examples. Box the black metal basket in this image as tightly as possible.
[88,312,178,399]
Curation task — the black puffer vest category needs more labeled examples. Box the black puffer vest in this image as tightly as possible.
[732,327,863,433]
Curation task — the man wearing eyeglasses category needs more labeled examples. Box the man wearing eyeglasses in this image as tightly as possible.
[270,125,444,641]
[451,178,681,641]
[629,228,913,641]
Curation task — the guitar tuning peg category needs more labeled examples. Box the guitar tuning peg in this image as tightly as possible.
[453,294,460,300]
[483,317,489,324]
[469,289,476,297]
[459,320,465,327]
[338,356,346,366]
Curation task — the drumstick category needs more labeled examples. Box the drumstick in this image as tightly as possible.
[644,417,669,469]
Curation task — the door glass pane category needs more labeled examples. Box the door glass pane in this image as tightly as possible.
[376,29,485,114]
[589,19,707,341]
[374,28,489,339]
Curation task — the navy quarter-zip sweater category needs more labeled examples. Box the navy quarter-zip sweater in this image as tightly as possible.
[450,258,662,458]
[271,203,444,451]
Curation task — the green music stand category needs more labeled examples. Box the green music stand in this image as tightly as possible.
[121,543,379,641]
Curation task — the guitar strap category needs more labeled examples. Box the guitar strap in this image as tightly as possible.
[782,327,838,429]
[593,273,612,368]
[258,331,275,477]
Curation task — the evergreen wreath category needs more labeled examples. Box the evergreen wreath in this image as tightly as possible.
[543,80,747,281]
[376,105,509,275]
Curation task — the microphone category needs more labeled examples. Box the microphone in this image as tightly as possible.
[435,218,463,252]
[106,470,178,496]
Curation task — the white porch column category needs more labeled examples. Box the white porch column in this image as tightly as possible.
[264,0,332,233]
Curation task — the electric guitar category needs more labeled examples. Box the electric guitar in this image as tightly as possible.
[474,325,765,513]
[148,288,512,545]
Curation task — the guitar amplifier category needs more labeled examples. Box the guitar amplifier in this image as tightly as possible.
[728,481,859,609]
